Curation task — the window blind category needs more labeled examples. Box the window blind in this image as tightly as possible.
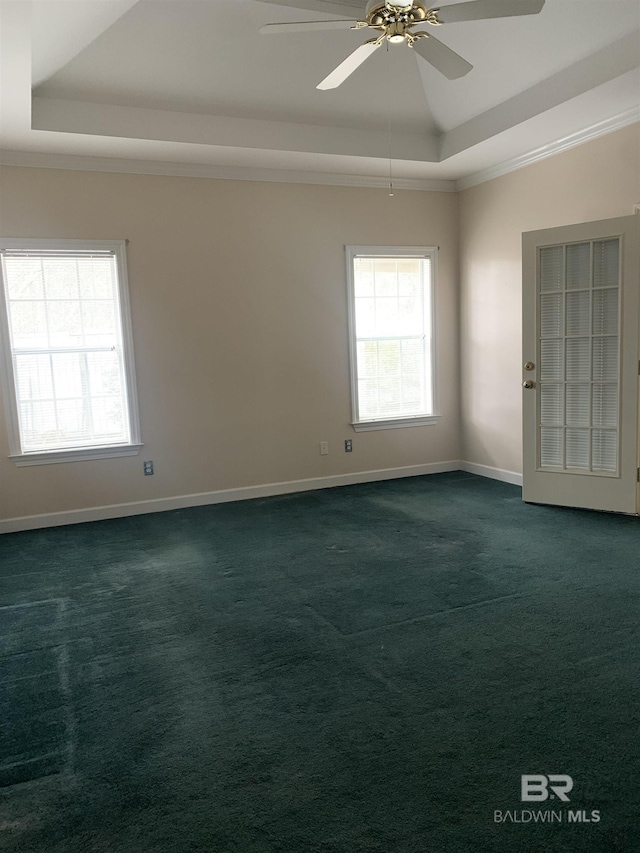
[538,238,620,474]
[352,256,432,421]
[1,250,131,453]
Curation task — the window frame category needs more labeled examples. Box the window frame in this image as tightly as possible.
[346,245,439,432]
[0,238,142,466]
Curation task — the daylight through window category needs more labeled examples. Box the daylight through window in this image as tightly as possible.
[347,247,437,430]
[0,240,141,462]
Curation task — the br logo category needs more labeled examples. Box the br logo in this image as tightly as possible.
[521,775,573,802]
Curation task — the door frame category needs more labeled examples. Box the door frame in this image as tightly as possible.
[522,215,640,514]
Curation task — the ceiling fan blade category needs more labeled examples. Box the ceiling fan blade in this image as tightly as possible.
[413,34,473,79]
[436,0,545,24]
[260,19,359,34]
[317,41,380,90]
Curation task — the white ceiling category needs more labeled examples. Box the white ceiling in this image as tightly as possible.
[0,0,639,189]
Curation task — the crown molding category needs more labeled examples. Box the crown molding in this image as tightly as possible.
[456,107,640,191]
[0,150,457,192]
[1,107,637,193]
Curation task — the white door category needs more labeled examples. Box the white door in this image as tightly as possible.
[522,215,640,514]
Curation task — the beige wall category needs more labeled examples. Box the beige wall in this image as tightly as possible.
[3,123,637,524]
[459,123,640,476]
[0,167,460,522]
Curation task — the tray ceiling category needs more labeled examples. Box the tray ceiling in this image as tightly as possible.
[1,0,639,188]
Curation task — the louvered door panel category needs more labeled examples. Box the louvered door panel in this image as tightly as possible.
[538,238,621,474]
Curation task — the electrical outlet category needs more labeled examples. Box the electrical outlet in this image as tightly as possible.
[143,460,154,475]
[319,441,329,456]
[345,440,353,453]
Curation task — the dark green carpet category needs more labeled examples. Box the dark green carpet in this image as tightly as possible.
[0,472,638,852]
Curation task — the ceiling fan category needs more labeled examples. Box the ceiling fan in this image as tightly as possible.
[259,0,545,89]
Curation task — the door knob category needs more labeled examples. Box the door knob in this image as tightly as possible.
[523,380,535,389]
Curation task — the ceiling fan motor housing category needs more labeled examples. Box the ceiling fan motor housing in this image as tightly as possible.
[366,0,429,21]
[365,0,437,43]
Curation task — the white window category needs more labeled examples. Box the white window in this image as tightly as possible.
[346,246,438,431]
[0,239,142,465]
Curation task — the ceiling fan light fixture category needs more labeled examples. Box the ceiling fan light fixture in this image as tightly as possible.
[386,20,407,42]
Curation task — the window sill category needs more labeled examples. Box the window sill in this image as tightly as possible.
[351,416,440,432]
[10,443,143,467]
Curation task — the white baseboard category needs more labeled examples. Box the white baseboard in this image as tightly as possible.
[0,460,462,534]
[459,460,523,487]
